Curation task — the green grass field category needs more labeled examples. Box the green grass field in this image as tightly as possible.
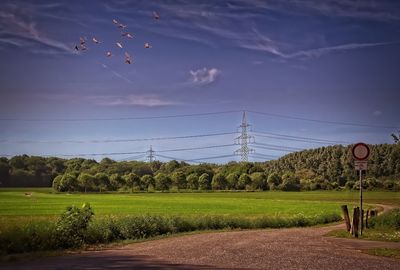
[1,188,399,222]
[1,188,399,255]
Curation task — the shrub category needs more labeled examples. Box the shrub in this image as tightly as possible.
[369,209,400,230]
[55,203,94,248]
[0,207,342,255]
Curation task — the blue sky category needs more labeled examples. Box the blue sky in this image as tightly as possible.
[0,0,399,163]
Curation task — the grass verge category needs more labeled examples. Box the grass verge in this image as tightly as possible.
[0,212,341,256]
[362,248,400,259]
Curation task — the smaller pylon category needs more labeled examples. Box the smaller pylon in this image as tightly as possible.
[147,145,155,162]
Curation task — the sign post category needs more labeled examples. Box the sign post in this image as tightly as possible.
[352,142,370,236]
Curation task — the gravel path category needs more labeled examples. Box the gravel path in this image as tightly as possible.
[1,205,399,270]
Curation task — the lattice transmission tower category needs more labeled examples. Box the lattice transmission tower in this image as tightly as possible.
[234,111,254,162]
[146,145,155,162]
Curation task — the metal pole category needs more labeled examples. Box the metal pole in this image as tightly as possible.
[359,169,363,236]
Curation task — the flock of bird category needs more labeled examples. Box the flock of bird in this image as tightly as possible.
[74,11,160,64]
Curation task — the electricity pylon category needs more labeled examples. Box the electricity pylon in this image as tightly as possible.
[147,145,155,162]
[234,111,254,162]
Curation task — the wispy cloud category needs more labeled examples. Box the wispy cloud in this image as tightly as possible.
[280,0,400,22]
[101,63,133,84]
[241,38,395,59]
[0,3,72,54]
[189,67,220,85]
[286,42,395,59]
[86,94,178,107]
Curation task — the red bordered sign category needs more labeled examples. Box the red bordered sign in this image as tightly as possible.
[352,142,370,161]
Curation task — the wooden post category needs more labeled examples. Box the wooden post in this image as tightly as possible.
[360,209,364,231]
[365,210,369,229]
[370,210,377,217]
[351,207,359,238]
[341,205,351,232]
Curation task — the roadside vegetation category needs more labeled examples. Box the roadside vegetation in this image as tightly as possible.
[0,203,341,256]
[328,208,400,242]
[362,248,400,259]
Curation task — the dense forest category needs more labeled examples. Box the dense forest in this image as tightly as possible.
[0,143,399,192]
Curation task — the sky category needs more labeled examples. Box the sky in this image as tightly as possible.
[0,0,399,163]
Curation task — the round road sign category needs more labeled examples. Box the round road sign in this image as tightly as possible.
[352,142,370,161]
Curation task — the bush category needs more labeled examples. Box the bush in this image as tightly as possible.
[0,207,342,255]
[369,209,400,230]
[55,203,94,248]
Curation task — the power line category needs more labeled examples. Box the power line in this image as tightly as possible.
[118,154,147,161]
[1,143,238,158]
[187,154,238,162]
[253,130,350,144]
[0,131,238,144]
[154,153,198,163]
[157,144,237,153]
[252,142,304,151]
[0,110,241,122]
[248,155,273,161]
[49,151,147,157]
[250,152,281,159]
[247,110,399,129]
[249,144,299,153]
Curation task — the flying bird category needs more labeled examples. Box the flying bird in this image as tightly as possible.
[125,52,132,64]
[112,19,118,24]
[144,42,151,49]
[106,51,112,57]
[80,44,87,50]
[153,11,160,20]
[74,45,79,51]
[92,37,100,44]
[116,42,123,48]
[122,32,133,38]
[118,23,127,29]
[79,37,85,45]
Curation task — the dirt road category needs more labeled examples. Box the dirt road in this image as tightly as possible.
[1,205,399,270]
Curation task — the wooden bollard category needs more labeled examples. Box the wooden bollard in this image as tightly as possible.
[360,209,364,231]
[365,210,369,229]
[341,205,351,232]
[351,207,359,238]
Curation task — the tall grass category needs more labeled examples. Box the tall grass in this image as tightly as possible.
[369,208,400,230]
[0,212,341,255]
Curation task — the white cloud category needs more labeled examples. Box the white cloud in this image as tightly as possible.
[373,110,383,116]
[189,67,220,85]
[87,94,177,107]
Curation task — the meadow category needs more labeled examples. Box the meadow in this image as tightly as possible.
[1,188,399,223]
[0,188,399,255]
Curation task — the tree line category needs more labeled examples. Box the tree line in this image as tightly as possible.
[0,143,399,192]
